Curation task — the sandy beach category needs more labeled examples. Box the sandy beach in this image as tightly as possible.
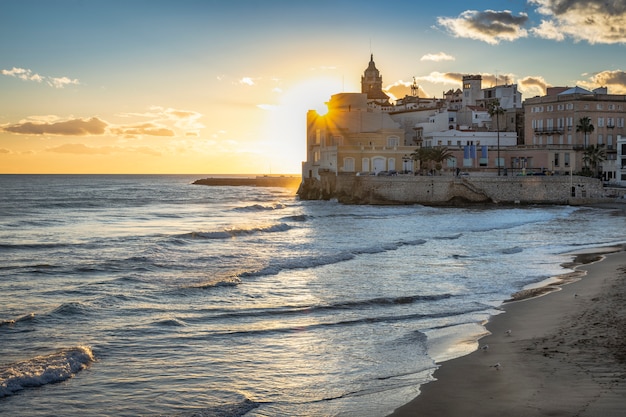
[389,246,626,417]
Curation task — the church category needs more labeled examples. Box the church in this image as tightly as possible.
[302,55,415,181]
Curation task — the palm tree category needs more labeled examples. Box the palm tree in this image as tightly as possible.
[410,147,432,175]
[488,99,505,176]
[576,116,595,149]
[430,146,454,174]
[582,144,606,177]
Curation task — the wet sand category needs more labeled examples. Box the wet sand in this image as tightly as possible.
[389,246,626,417]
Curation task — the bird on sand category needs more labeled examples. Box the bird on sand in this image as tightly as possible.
[505,329,512,336]
[492,363,502,370]
[481,345,489,351]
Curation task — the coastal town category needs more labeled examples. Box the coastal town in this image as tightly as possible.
[298,55,626,205]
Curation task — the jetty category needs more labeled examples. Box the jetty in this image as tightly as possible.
[193,175,301,189]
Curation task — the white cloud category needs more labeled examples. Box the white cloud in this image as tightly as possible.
[529,0,626,44]
[1,67,79,88]
[421,52,456,62]
[239,77,255,86]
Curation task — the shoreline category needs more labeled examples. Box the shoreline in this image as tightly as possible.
[388,245,626,417]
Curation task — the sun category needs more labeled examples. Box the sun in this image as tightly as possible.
[282,77,343,115]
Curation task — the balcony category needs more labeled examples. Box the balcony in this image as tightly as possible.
[533,127,565,135]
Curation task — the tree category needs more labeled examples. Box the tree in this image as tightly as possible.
[487,99,505,176]
[576,116,595,149]
[410,147,431,174]
[430,146,454,174]
[582,144,606,177]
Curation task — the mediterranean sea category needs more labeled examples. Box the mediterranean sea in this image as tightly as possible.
[1,174,624,416]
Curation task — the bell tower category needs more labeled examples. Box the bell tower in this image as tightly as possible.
[361,54,390,103]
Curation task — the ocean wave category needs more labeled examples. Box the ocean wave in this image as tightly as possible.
[179,223,293,240]
[207,308,483,339]
[154,317,187,327]
[501,246,524,254]
[172,398,260,417]
[279,214,310,222]
[232,203,286,212]
[0,346,95,398]
[210,293,453,321]
[50,302,90,317]
[238,239,426,278]
[184,276,242,290]
[0,312,36,328]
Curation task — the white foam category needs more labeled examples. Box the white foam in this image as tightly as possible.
[0,346,95,398]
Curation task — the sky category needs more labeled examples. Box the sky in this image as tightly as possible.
[2,0,626,174]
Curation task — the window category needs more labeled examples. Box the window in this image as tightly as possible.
[608,104,615,110]
[566,103,574,110]
[607,118,615,128]
[554,153,559,166]
[597,104,603,110]
[343,157,355,172]
[598,134,603,144]
[597,117,604,127]
[387,136,399,147]
[564,152,570,167]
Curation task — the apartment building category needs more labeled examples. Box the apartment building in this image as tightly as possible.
[523,86,626,179]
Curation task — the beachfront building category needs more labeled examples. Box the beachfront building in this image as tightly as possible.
[523,86,626,177]
[303,56,419,180]
[303,92,412,179]
[617,135,626,186]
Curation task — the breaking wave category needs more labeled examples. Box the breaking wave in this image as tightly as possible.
[179,223,293,240]
[0,346,95,398]
[232,203,286,212]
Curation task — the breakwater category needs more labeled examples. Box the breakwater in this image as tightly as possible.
[194,176,301,188]
[297,173,608,206]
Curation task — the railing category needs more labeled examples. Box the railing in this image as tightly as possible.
[533,127,565,135]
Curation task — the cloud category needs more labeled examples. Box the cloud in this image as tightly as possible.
[46,143,161,156]
[3,117,107,135]
[1,67,79,88]
[239,77,255,86]
[437,9,529,44]
[110,123,175,138]
[1,67,43,82]
[384,80,429,100]
[117,106,204,133]
[519,75,551,96]
[578,70,626,94]
[0,148,10,154]
[48,76,80,88]
[421,52,456,62]
[529,0,626,44]
[416,72,465,85]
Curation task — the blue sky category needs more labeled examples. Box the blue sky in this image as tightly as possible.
[1,0,626,173]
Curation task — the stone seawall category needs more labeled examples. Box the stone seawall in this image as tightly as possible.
[297,173,607,206]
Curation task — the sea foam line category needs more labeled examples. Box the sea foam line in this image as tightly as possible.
[0,346,95,398]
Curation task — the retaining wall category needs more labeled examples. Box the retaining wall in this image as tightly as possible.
[298,174,606,206]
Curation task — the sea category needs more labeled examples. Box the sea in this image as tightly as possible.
[1,174,625,417]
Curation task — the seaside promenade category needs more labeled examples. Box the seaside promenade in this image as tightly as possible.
[389,246,626,417]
